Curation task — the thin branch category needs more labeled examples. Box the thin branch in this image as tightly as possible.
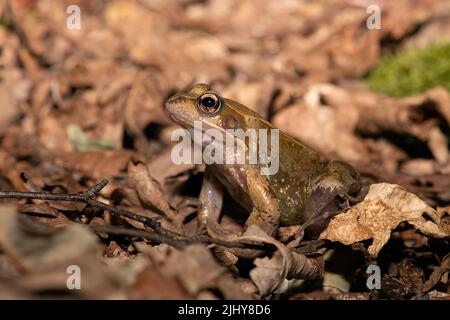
[0,179,170,236]
[89,225,258,250]
[90,225,186,250]
[0,179,263,250]
[183,234,264,250]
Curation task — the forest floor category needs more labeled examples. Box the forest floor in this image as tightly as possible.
[0,0,449,299]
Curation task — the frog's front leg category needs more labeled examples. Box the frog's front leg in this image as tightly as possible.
[198,166,281,258]
[244,167,281,236]
[234,167,281,258]
[198,166,233,239]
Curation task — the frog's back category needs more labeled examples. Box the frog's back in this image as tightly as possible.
[267,131,325,225]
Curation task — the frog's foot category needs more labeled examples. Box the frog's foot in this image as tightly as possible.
[175,197,199,210]
[202,215,239,241]
[296,198,347,241]
[224,208,279,259]
[201,210,278,259]
[212,247,239,274]
[345,178,370,204]
[202,216,267,259]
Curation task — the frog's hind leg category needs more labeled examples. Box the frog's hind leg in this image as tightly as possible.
[326,160,368,204]
[298,160,368,239]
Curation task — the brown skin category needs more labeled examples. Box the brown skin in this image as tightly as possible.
[165,84,367,257]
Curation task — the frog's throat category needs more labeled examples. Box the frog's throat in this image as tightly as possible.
[169,114,192,128]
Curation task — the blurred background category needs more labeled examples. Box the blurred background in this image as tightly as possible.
[1,1,450,191]
[0,0,449,299]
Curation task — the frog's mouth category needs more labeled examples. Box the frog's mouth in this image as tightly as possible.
[169,114,220,132]
[169,115,231,147]
[169,114,194,129]
[169,114,198,140]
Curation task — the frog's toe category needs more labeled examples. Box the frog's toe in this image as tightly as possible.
[175,197,199,210]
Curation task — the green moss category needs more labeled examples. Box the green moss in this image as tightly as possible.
[0,17,12,29]
[365,41,450,97]
[67,125,118,151]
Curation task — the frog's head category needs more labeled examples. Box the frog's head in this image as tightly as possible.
[165,83,271,133]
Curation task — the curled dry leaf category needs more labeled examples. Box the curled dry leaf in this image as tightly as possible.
[146,148,197,188]
[18,203,60,218]
[241,225,323,296]
[127,161,179,223]
[105,0,169,67]
[422,254,450,292]
[18,203,71,228]
[320,183,450,257]
[428,290,450,300]
[1,0,449,300]
[428,126,449,165]
[400,159,436,176]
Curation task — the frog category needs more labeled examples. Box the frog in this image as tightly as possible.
[165,84,368,258]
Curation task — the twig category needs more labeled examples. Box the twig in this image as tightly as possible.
[90,225,186,249]
[89,225,258,250]
[0,179,262,250]
[0,179,171,236]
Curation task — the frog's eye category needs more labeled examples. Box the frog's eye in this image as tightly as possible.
[198,93,222,115]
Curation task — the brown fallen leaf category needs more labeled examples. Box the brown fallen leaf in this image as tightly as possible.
[18,203,71,228]
[138,243,226,297]
[146,148,198,189]
[397,259,425,296]
[57,150,136,180]
[400,159,436,176]
[18,203,60,218]
[0,72,29,137]
[128,266,193,299]
[1,0,449,300]
[238,225,323,296]
[127,161,179,223]
[220,80,275,119]
[428,290,450,300]
[321,183,450,257]
[273,84,370,163]
[0,205,124,298]
[422,254,450,292]
[215,273,255,300]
